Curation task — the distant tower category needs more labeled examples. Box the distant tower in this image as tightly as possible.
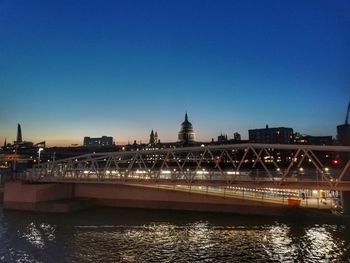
[16,123,23,144]
[337,99,350,145]
[149,130,155,144]
[178,112,196,145]
[154,131,158,144]
[3,138,6,148]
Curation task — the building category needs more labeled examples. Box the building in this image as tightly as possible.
[149,130,159,145]
[83,136,114,147]
[212,132,244,145]
[338,125,350,146]
[178,113,196,146]
[16,123,22,144]
[294,134,333,145]
[233,132,241,141]
[154,131,158,144]
[149,130,155,144]
[337,100,350,146]
[337,100,350,174]
[249,125,294,144]
[217,134,228,144]
[10,123,37,154]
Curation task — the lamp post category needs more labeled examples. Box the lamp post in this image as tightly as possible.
[38,147,44,164]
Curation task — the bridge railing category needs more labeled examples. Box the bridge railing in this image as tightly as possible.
[25,143,350,189]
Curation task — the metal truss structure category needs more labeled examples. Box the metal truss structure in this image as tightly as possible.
[26,144,350,190]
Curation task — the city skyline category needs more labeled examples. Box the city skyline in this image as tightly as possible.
[0,111,345,147]
[1,1,350,146]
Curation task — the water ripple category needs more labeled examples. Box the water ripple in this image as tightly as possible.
[0,208,350,262]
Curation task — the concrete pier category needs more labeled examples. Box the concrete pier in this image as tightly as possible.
[2,182,85,212]
[3,181,287,215]
[2,181,339,217]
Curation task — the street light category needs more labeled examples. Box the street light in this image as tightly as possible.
[38,147,44,164]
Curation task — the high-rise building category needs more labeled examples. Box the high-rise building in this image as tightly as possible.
[178,113,196,145]
[249,125,294,144]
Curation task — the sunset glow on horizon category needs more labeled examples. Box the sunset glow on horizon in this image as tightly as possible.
[1,1,349,146]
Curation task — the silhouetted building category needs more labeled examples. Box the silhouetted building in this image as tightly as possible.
[233,132,241,141]
[155,131,158,144]
[249,125,294,144]
[149,130,155,144]
[178,113,196,145]
[16,123,22,144]
[84,136,113,147]
[337,100,350,146]
[149,130,159,145]
[218,134,228,144]
[11,123,35,153]
[338,125,350,146]
[337,100,350,175]
[294,134,333,145]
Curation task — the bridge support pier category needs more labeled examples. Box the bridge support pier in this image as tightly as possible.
[342,191,350,215]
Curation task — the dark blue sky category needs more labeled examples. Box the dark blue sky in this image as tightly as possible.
[1,0,349,145]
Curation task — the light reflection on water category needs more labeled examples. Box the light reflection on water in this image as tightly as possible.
[262,224,297,262]
[18,222,55,249]
[0,208,349,262]
[303,226,346,262]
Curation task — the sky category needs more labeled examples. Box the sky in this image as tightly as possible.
[0,0,349,146]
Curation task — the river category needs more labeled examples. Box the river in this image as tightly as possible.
[0,207,349,262]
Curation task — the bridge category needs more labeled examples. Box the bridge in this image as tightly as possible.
[26,143,350,190]
[4,143,350,215]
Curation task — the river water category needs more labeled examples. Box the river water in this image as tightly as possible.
[0,207,349,262]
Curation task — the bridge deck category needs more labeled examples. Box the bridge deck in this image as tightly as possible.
[30,177,350,191]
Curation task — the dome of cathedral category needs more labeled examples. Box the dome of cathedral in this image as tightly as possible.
[178,113,195,145]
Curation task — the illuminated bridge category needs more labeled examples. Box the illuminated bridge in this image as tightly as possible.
[6,143,350,214]
[27,143,350,190]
